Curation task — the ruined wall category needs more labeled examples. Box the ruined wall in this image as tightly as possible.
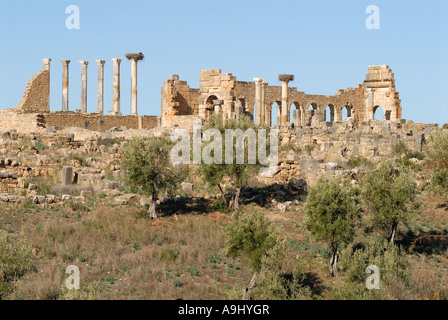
[161,75,200,127]
[16,68,50,113]
[160,66,394,128]
[363,65,402,121]
[44,112,159,131]
[270,119,438,185]
[0,109,45,133]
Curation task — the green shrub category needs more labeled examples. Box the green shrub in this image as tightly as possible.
[97,138,120,148]
[0,233,34,298]
[345,156,374,170]
[339,241,409,284]
[160,248,179,262]
[34,141,48,150]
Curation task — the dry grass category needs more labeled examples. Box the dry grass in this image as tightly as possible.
[0,183,446,300]
[0,200,251,300]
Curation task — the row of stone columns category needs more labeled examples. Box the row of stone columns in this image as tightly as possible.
[57,58,138,115]
[253,75,294,126]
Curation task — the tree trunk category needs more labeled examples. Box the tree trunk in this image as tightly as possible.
[217,184,228,207]
[242,272,258,300]
[148,186,158,220]
[389,221,398,244]
[329,247,338,276]
[148,201,157,220]
[231,187,242,211]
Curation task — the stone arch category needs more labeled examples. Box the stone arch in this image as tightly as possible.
[204,94,219,120]
[237,98,246,110]
[270,101,281,126]
[373,105,386,121]
[325,104,335,122]
[342,104,352,119]
[289,102,300,124]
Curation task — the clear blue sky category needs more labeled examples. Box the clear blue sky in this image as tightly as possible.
[0,0,447,124]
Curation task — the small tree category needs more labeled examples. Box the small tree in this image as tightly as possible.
[425,128,448,192]
[304,178,361,276]
[121,137,184,219]
[224,209,281,299]
[361,161,417,244]
[198,113,271,210]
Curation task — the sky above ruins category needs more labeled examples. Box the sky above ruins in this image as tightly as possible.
[0,0,447,124]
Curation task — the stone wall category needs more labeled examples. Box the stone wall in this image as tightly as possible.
[0,109,44,133]
[16,68,50,113]
[44,112,159,131]
[161,75,200,127]
[270,119,438,185]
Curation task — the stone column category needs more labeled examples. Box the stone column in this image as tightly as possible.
[43,58,51,71]
[253,78,263,125]
[225,101,233,120]
[235,101,243,122]
[43,59,51,110]
[130,59,138,115]
[213,99,223,114]
[96,60,106,114]
[61,60,70,111]
[276,105,281,126]
[367,89,375,120]
[79,61,89,113]
[279,75,294,126]
[111,58,122,116]
[261,81,267,126]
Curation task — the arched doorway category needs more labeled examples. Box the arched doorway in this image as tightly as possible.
[373,106,385,120]
[271,101,281,126]
[205,95,218,120]
[325,104,335,122]
[342,105,352,120]
[290,102,299,124]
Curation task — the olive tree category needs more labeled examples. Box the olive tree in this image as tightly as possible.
[361,161,417,244]
[198,113,272,210]
[304,178,361,276]
[120,137,185,219]
[224,209,281,299]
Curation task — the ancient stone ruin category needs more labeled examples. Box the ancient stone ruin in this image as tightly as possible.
[161,65,402,128]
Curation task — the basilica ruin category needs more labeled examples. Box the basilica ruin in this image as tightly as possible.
[161,65,402,128]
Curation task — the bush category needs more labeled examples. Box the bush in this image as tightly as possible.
[425,129,448,192]
[345,156,374,170]
[160,249,179,262]
[97,138,120,148]
[0,233,34,298]
[339,241,409,284]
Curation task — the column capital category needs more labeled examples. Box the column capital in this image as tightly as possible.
[61,60,71,65]
[278,74,295,83]
[262,81,268,86]
[253,78,263,83]
[112,58,122,64]
[43,58,51,71]
[96,60,106,66]
[79,60,89,67]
